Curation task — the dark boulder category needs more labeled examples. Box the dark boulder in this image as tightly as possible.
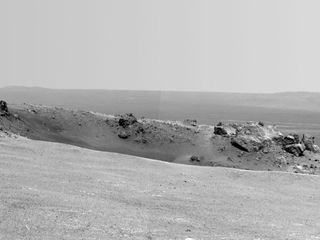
[190,155,201,163]
[282,134,300,146]
[284,144,305,157]
[0,100,9,116]
[118,113,137,128]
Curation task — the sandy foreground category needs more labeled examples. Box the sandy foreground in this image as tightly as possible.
[0,136,320,240]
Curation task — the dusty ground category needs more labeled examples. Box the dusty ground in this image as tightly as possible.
[1,136,320,240]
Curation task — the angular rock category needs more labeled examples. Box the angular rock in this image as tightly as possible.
[283,135,296,145]
[313,144,320,153]
[284,144,305,157]
[282,134,300,146]
[231,135,265,152]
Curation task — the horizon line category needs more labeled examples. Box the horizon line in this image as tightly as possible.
[1,85,320,95]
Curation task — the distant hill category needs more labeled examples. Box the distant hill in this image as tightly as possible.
[1,86,320,124]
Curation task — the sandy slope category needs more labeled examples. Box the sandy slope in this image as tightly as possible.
[0,136,320,240]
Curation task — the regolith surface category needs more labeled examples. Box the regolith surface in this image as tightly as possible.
[0,137,320,240]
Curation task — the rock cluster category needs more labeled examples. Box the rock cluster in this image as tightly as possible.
[115,113,147,142]
[118,113,137,128]
[278,133,320,156]
[215,122,281,153]
[214,121,320,157]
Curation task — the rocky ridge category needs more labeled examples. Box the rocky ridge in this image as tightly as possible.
[1,100,320,174]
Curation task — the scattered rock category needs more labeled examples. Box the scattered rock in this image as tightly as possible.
[134,136,148,144]
[275,156,287,165]
[29,109,38,114]
[290,164,315,174]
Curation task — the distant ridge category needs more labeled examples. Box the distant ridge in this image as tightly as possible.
[2,86,320,124]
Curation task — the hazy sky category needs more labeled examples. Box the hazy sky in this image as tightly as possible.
[1,0,320,92]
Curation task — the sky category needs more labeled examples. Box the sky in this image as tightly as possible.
[0,0,320,93]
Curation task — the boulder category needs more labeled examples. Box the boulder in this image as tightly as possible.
[229,122,281,152]
[313,144,320,153]
[214,125,236,136]
[231,135,265,152]
[281,134,300,146]
[190,155,201,163]
[118,113,137,128]
[284,144,305,157]
[302,134,320,153]
[118,130,130,139]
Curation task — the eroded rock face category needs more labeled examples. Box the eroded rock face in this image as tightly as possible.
[0,100,9,116]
